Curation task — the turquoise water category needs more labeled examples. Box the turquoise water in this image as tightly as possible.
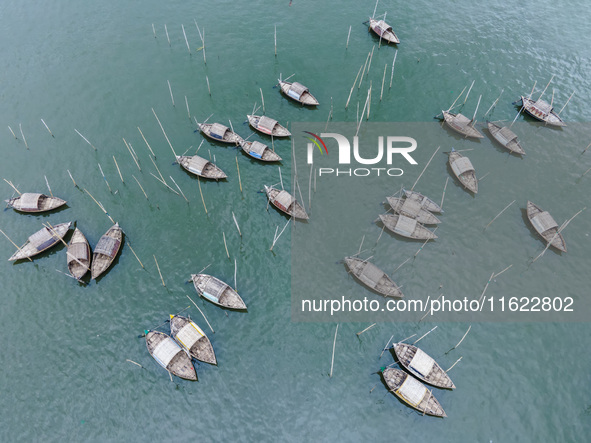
[1,0,590,441]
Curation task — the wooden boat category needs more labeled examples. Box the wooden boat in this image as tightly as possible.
[264,185,309,220]
[448,149,478,194]
[5,193,66,213]
[170,315,217,365]
[379,214,437,240]
[67,228,91,280]
[239,140,282,162]
[386,197,441,225]
[403,190,443,213]
[393,343,455,389]
[486,121,525,155]
[382,368,446,417]
[278,79,319,106]
[191,274,247,310]
[526,201,567,252]
[91,223,123,280]
[519,96,566,127]
[442,110,484,139]
[344,256,403,298]
[368,18,400,44]
[197,122,243,144]
[247,115,291,137]
[8,221,71,261]
[176,155,227,180]
[145,330,197,381]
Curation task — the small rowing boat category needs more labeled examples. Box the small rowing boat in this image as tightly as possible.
[91,223,123,280]
[191,273,247,310]
[278,79,319,106]
[170,315,217,365]
[442,111,484,139]
[519,96,566,127]
[403,190,443,213]
[8,222,71,261]
[5,193,66,213]
[486,121,525,155]
[386,197,441,224]
[239,140,282,162]
[247,115,291,137]
[526,201,566,252]
[264,185,308,219]
[197,122,243,144]
[145,330,197,380]
[393,342,455,389]
[176,155,227,180]
[67,228,91,280]
[378,214,437,240]
[368,18,400,44]
[382,367,446,417]
[448,149,478,194]
[344,256,403,298]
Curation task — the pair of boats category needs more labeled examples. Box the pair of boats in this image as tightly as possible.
[378,190,442,240]
[145,314,217,381]
[8,222,123,281]
[382,342,455,418]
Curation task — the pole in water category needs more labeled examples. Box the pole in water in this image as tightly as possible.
[41,119,54,137]
[412,326,438,345]
[345,63,363,109]
[154,255,166,287]
[232,211,242,237]
[75,129,97,151]
[380,63,387,101]
[236,157,243,193]
[44,176,53,197]
[182,24,191,53]
[186,294,214,333]
[123,137,141,171]
[19,124,29,150]
[346,25,351,49]
[389,50,397,89]
[463,80,475,105]
[185,96,190,119]
[329,324,339,377]
[132,175,149,200]
[67,170,77,187]
[113,156,124,183]
[167,80,175,106]
[206,76,211,96]
[222,231,230,260]
[98,163,112,193]
[260,88,265,113]
[484,200,516,231]
[165,24,170,46]
[198,177,207,214]
[169,176,188,202]
[137,127,156,158]
[8,126,17,139]
[274,25,277,56]
[152,108,177,157]
[127,242,145,268]
[152,24,156,38]
[356,323,376,336]
[0,228,33,262]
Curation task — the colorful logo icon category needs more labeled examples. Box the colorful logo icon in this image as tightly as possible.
[303,131,328,155]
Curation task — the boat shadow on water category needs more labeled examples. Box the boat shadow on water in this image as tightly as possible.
[520,208,563,256]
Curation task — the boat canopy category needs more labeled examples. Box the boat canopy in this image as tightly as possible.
[531,212,558,232]
[203,276,227,301]
[288,82,308,100]
[451,157,475,176]
[95,235,120,258]
[397,376,427,407]
[258,116,277,132]
[275,190,295,210]
[20,193,42,210]
[395,215,417,237]
[409,348,435,377]
[248,141,267,158]
[67,243,88,263]
[188,156,209,175]
[210,123,229,139]
[153,336,181,367]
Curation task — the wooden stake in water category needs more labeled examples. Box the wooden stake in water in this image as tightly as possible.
[367,81,372,120]
[366,46,375,76]
[149,156,166,184]
[484,200,516,231]
[463,80,475,105]
[345,25,351,49]
[127,242,145,268]
[8,126,17,139]
[152,108,177,157]
[19,124,29,150]
[154,255,166,286]
[123,137,141,171]
[345,64,363,109]
[446,326,471,354]
[164,24,170,46]
[446,356,463,373]
[206,75,211,96]
[372,0,379,18]
[67,170,77,187]
[440,177,449,210]
[137,127,156,158]
[44,176,53,197]
[198,177,207,214]
[412,326,437,345]
[232,211,242,237]
[132,175,149,200]
[411,146,440,191]
[380,64,387,101]
[234,258,237,291]
[389,50,398,89]
[84,188,115,224]
[270,219,290,251]
[260,88,265,113]
[447,85,467,112]
[356,323,376,336]
[358,51,371,90]
[222,231,230,259]
[181,24,191,53]
[41,119,54,137]
[98,163,112,193]
[236,157,243,193]
[329,324,339,377]
[186,294,214,333]
[558,90,575,116]
[167,80,175,106]
[379,334,394,359]
[274,25,277,56]
[202,27,206,64]
[152,24,156,38]
[75,129,97,150]
[169,176,188,202]
[537,74,555,101]
[478,272,495,304]
[185,96,190,119]
[113,156,124,183]
[150,173,179,195]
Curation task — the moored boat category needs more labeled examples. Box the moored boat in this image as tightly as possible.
[191,273,247,310]
[403,190,443,213]
[386,196,441,225]
[176,155,227,180]
[264,185,308,220]
[247,115,291,137]
[91,223,123,280]
[344,256,403,298]
[526,201,566,252]
[8,221,71,261]
[5,193,66,213]
[239,140,282,162]
[67,228,91,280]
[486,121,525,155]
[519,96,566,127]
[378,214,437,240]
[170,315,217,365]
[278,79,319,106]
[197,122,243,144]
[368,18,400,44]
[393,342,455,389]
[382,367,446,417]
[442,110,484,139]
[448,149,478,194]
[145,330,197,380]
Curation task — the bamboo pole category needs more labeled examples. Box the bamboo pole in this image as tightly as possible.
[123,137,141,171]
[202,27,206,64]
[446,356,463,373]
[345,25,351,49]
[260,88,265,113]
[484,200,515,230]
[0,228,32,261]
[165,24,170,46]
[389,50,398,89]
[420,294,442,322]
[493,264,513,279]
[234,258,237,291]
[169,176,188,202]
[478,273,495,304]
[581,142,591,154]
[379,335,394,359]
[412,326,437,345]
[447,86,467,112]
[446,326,471,354]
[270,218,290,251]
[367,81,372,120]
[98,163,112,193]
[127,242,145,268]
[153,255,165,286]
[463,80,475,105]
[186,294,214,333]
[356,87,371,136]
[236,157,243,193]
[380,63,387,101]
[483,89,504,118]
[8,126,17,139]
[358,51,371,90]
[471,94,482,123]
[414,228,437,257]
[392,257,410,274]
[411,146,440,191]
[127,359,144,369]
[181,24,191,53]
[74,129,97,150]
[152,108,177,157]
[232,211,242,237]
[84,189,115,223]
[222,232,230,259]
[112,156,124,183]
[356,323,376,336]
[558,91,575,116]
[345,64,363,109]
[167,80,175,106]
[132,175,149,200]
[372,0,379,18]
[583,166,591,177]
[3,179,21,195]
[532,208,585,263]
[44,176,53,197]
[67,170,77,187]
[152,23,156,38]
[329,324,339,377]
[149,156,166,184]
[198,177,207,214]
[366,46,375,76]
[185,96,190,119]
[137,127,156,158]
[528,81,537,99]
[41,119,54,137]
[206,75,211,96]
[274,25,277,56]
[150,173,179,195]
[440,177,449,209]
[19,124,29,150]
[537,74,555,101]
